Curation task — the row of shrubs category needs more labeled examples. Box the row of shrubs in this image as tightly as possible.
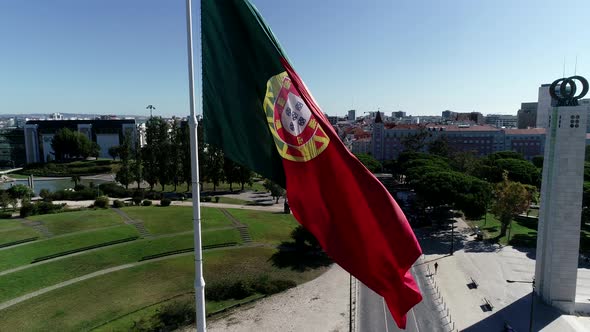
[205,276,296,301]
[200,196,221,203]
[131,276,297,331]
[99,183,169,200]
[106,198,171,209]
[20,201,65,217]
[20,160,114,176]
[38,183,171,203]
[41,187,100,201]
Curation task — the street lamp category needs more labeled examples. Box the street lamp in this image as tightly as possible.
[506,279,535,332]
[146,105,156,118]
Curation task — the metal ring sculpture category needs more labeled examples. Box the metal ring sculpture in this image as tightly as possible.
[549,76,589,106]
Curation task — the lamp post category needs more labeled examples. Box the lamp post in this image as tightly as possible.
[506,279,535,332]
[146,105,156,118]
[451,219,455,256]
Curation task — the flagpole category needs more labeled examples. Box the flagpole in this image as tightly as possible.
[185,0,206,331]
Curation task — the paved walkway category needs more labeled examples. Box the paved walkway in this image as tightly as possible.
[420,217,590,331]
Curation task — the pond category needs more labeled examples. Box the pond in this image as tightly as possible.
[0,178,110,195]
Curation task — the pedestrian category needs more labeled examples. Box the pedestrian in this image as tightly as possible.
[434,262,439,275]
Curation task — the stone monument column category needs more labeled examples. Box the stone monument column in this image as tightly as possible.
[535,76,589,313]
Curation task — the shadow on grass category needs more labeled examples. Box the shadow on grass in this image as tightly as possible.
[270,242,332,272]
[509,233,537,248]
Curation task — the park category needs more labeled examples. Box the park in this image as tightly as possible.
[0,183,330,331]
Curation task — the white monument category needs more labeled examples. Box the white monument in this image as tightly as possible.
[535,76,589,313]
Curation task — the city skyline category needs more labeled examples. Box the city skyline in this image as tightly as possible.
[1,0,589,117]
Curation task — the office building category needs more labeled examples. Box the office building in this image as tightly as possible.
[517,102,538,129]
[0,128,25,168]
[24,119,136,163]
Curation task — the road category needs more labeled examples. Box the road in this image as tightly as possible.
[357,265,445,332]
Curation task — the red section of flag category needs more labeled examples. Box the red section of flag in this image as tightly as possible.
[280,58,422,328]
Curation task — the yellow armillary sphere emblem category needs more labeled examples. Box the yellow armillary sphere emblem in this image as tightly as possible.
[264,72,330,162]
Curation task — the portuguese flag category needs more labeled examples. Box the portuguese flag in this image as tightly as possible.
[202,0,422,327]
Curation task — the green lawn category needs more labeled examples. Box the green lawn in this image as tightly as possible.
[28,209,124,235]
[0,219,24,231]
[0,229,240,303]
[469,212,590,251]
[121,206,233,235]
[227,209,299,245]
[0,228,40,247]
[467,213,539,246]
[214,196,249,205]
[5,173,29,179]
[0,225,138,271]
[0,247,326,332]
[151,181,266,194]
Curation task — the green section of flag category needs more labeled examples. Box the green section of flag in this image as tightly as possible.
[202,0,286,187]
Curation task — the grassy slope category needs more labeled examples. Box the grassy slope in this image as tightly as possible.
[0,225,139,271]
[0,229,240,303]
[0,228,40,246]
[228,208,299,245]
[122,206,233,235]
[467,213,538,246]
[0,219,26,231]
[28,209,124,235]
[0,247,326,332]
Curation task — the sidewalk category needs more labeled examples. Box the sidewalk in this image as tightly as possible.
[418,218,590,331]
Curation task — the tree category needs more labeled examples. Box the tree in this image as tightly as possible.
[223,157,239,192]
[532,155,544,168]
[169,119,183,191]
[354,153,382,173]
[494,158,540,186]
[8,184,33,200]
[203,145,224,191]
[491,173,531,239]
[449,151,481,176]
[143,117,169,191]
[131,132,143,190]
[116,134,132,189]
[487,151,525,161]
[455,178,491,220]
[401,127,429,152]
[108,146,119,160]
[428,136,450,158]
[71,175,81,187]
[264,179,285,203]
[142,145,158,191]
[236,164,253,191]
[178,120,194,191]
[89,142,101,159]
[0,192,10,211]
[51,128,95,161]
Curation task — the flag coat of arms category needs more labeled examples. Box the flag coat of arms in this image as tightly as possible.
[202,0,422,327]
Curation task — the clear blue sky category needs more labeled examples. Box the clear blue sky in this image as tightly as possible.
[1,0,589,117]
